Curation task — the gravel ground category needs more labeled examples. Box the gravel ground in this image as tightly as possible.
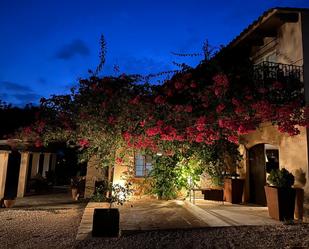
[75,224,309,249]
[0,208,83,249]
[1,207,308,249]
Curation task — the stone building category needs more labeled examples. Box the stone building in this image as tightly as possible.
[85,8,309,206]
[0,139,57,199]
[228,7,309,205]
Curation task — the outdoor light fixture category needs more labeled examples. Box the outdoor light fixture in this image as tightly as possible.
[156,152,163,156]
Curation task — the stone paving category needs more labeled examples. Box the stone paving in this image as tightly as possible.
[188,199,280,226]
[13,190,87,210]
[75,198,283,241]
[76,199,206,240]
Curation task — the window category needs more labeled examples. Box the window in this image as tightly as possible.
[134,153,152,177]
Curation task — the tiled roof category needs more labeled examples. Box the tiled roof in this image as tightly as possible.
[227,7,309,48]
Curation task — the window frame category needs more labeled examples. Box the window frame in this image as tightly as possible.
[134,152,152,178]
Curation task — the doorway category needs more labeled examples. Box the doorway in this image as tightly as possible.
[248,144,279,206]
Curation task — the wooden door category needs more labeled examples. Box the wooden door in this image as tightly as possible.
[249,144,266,206]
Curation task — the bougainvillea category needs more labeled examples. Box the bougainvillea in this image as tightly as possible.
[17,46,308,182]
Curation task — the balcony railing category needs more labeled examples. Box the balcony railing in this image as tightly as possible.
[252,61,303,84]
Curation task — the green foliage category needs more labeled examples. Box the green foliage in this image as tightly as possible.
[267,168,295,188]
[191,141,242,186]
[91,181,133,208]
[203,161,226,187]
[150,155,179,200]
[150,154,203,199]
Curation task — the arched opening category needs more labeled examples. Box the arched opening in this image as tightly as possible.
[248,143,279,206]
[4,150,21,199]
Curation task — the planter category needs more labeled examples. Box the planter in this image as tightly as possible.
[4,199,16,208]
[92,208,120,237]
[202,188,224,201]
[264,185,295,221]
[294,187,304,221]
[224,178,244,204]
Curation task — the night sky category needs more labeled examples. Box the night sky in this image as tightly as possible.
[1,0,309,106]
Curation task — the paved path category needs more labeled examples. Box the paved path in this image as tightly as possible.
[186,199,280,226]
[76,198,282,241]
[13,190,87,210]
[76,199,205,240]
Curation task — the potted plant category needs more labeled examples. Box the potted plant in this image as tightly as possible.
[223,175,244,204]
[265,168,295,221]
[2,198,16,208]
[91,181,132,237]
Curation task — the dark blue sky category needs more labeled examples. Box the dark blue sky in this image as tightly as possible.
[1,0,309,106]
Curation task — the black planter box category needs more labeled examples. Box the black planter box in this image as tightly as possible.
[202,189,224,201]
[92,208,120,237]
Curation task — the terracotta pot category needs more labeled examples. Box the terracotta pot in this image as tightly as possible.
[264,185,295,221]
[71,188,79,200]
[294,187,304,221]
[4,199,15,208]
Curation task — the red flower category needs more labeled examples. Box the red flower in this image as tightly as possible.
[245,95,253,100]
[184,105,193,113]
[195,133,204,143]
[129,96,140,105]
[146,127,161,136]
[196,116,206,131]
[122,132,131,141]
[258,88,268,94]
[78,139,90,148]
[154,95,166,105]
[251,100,272,119]
[23,127,32,135]
[232,98,240,106]
[174,105,183,112]
[213,74,229,88]
[156,120,164,126]
[116,157,123,164]
[34,139,43,148]
[174,81,184,90]
[272,81,283,90]
[216,103,225,113]
[190,82,197,88]
[214,86,223,97]
[166,89,173,97]
[140,120,146,127]
[227,135,239,144]
[108,116,116,124]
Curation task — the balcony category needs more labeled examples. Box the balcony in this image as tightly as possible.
[252,61,303,84]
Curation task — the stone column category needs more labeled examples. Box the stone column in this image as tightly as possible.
[50,153,57,172]
[17,152,30,198]
[0,151,10,199]
[31,153,40,177]
[42,153,51,177]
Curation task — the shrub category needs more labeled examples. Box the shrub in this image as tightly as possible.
[267,168,295,188]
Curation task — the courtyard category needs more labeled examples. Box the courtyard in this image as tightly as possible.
[0,193,308,248]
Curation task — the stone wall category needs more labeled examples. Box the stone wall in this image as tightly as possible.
[240,124,309,203]
[84,156,108,198]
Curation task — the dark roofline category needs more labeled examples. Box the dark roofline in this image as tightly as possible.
[227,7,309,48]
